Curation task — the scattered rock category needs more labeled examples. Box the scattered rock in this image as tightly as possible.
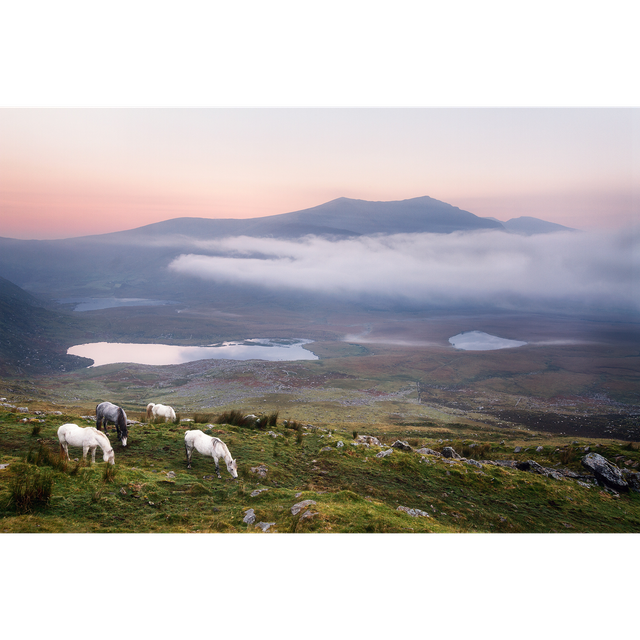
[391,440,412,452]
[397,506,430,518]
[622,470,640,492]
[376,449,393,458]
[465,459,483,468]
[17,407,29,413]
[336,441,344,448]
[255,521,275,532]
[291,500,317,516]
[582,453,629,492]
[166,471,176,479]
[536,446,543,452]
[267,431,280,438]
[416,448,441,456]
[0,463,10,470]
[250,488,269,497]
[320,446,333,452]
[514,446,522,453]
[356,435,383,446]
[250,465,268,479]
[516,459,565,481]
[299,510,319,522]
[441,446,461,459]
[243,509,256,524]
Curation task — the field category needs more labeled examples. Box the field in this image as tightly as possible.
[2,302,640,533]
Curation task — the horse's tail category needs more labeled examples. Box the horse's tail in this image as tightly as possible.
[146,403,154,420]
[95,404,102,429]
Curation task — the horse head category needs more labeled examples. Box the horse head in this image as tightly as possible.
[104,448,115,465]
[227,458,238,479]
[117,408,128,446]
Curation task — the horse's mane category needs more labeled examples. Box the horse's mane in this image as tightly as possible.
[89,427,111,446]
[212,437,231,458]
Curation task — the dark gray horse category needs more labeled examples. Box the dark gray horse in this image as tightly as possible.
[96,401,128,446]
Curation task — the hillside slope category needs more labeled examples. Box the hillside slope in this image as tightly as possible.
[0,277,92,375]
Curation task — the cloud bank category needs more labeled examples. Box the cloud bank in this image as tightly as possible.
[168,229,640,313]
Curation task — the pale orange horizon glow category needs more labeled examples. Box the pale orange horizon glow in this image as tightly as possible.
[1,108,638,239]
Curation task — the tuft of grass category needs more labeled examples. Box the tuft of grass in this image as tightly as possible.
[216,409,269,429]
[26,442,68,472]
[193,413,215,424]
[8,464,53,513]
[559,446,574,465]
[102,463,117,483]
[266,411,279,427]
[30,424,42,437]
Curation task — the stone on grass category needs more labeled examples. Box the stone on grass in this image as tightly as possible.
[582,453,629,492]
[391,440,413,451]
[441,446,461,459]
[397,506,430,518]
[255,521,275,532]
[243,509,256,524]
[291,499,317,516]
[376,449,393,458]
[250,464,268,479]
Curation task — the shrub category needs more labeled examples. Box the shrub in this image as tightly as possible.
[353,430,358,440]
[193,413,215,424]
[30,424,42,437]
[216,410,269,429]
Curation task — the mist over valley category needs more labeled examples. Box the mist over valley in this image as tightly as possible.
[1,194,638,411]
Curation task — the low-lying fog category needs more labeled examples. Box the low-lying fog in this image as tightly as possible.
[167,228,640,314]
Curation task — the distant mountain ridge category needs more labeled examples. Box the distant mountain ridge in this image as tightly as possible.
[483,215,576,235]
[0,195,577,300]
[102,195,504,241]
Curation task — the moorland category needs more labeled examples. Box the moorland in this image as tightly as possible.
[1,197,639,532]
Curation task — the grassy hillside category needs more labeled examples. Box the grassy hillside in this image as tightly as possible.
[2,400,640,533]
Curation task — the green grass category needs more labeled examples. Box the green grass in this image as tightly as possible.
[2,407,640,533]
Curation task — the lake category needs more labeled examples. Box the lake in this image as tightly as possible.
[68,338,319,367]
[449,331,527,351]
[58,297,178,312]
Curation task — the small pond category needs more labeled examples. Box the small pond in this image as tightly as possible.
[67,338,318,367]
[449,331,527,351]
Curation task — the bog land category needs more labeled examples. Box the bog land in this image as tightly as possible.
[2,304,640,533]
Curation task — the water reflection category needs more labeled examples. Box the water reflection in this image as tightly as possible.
[58,297,178,312]
[449,331,527,351]
[68,338,318,367]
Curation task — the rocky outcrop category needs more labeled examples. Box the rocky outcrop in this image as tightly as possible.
[291,499,317,516]
[356,435,384,447]
[582,453,629,492]
[392,440,412,452]
[441,446,461,459]
[416,447,441,456]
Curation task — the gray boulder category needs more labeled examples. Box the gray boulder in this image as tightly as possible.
[291,499,317,516]
[376,449,393,458]
[392,440,413,452]
[243,509,256,524]
[582,453,629,492]
[416,448,441,456]
[356,435,384,446]
[441,446,461,459]
[397,506,430,518]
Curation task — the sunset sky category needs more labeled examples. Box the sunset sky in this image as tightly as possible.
[1,108,638,240]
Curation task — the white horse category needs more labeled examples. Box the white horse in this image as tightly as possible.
[146,402,177,423]
[58,423,115,465]
[184,430,238,478]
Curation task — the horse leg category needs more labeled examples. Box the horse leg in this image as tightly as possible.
[91,446,96,464]
[83,444,89,463]
[185,443,192,469]
[214,455,221,479]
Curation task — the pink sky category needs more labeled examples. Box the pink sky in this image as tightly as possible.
[1,108,638,239]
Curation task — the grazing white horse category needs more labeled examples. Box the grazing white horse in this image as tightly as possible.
[58,423,115,465]
[146,402,177,423]
[184,430,238,478]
